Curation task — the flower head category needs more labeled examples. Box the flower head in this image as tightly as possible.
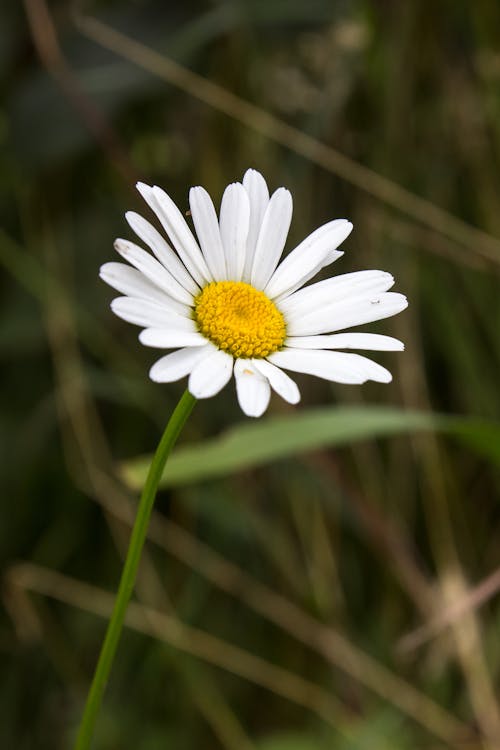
[100,169,407,417]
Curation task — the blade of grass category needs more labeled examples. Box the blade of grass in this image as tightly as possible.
[121,407,500,489]
[7,563,354,739]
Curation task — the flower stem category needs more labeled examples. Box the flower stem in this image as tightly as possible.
[74,389,196,750]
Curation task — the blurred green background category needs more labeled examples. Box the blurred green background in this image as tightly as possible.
[2,1,500,748]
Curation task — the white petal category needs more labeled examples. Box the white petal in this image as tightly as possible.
[188,348,234,399]
[286,333,404,351]
[139,328,206,349]
[344,353,393,383]
[287,292,408,336]
[125,211,199,298]
[275,250,345,302]
[136,182,211,286]
[114,239,192,315]
[250,188,293,289]
[253,359,300,404]
[242,169,270,280]
[219,182,250,281]
[189,186,227,279]
[100,262,184,311]
[141,331,207,348]
[268,348,388,384]
[234,360,271,417]
[280,270,394,319]
[111,297,189,328]
[323,246,345,266]
[265,220,353,299]
[150,345,212,383]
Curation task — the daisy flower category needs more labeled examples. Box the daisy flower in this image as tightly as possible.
[100,169,407,417]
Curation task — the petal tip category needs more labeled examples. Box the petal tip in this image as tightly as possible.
[398,295,409,312]
[114,238,130,256]
[245,407,267,418]
[242,168,269,193]
[229,181,244,192]
[149,366,163,383]
[98,262,112,278]
[136,181,152,196]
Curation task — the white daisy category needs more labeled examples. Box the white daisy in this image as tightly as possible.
[100,169,407,417]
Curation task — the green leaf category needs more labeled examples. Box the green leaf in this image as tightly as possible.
[120,406,500,490]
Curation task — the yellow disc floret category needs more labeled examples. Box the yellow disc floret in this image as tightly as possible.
[194,281,286,358]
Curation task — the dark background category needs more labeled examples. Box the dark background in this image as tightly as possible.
[2,1,500,748]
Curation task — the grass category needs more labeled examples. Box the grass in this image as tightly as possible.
[1,0,500,748]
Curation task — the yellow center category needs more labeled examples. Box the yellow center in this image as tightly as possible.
[193,281,286,358]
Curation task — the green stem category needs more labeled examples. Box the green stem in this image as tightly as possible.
[74,389,196,750]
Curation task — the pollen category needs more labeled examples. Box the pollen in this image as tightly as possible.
[194,281,286,358]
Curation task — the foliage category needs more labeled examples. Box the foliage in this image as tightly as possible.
[2,1,500,748]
